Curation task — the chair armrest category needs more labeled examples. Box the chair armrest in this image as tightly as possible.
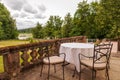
[59,53,66,61]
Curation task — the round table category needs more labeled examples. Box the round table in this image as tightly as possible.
[59,43,94,72]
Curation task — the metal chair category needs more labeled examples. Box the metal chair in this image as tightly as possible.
[40,49,66,80]
[78,43,113,80]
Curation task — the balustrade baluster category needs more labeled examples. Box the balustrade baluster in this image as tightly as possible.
[21,49,30,68]
[30,48,38,64]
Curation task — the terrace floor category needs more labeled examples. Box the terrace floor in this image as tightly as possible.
[12,52,120,80]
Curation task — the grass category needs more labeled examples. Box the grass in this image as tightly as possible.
[0,40,30,73]
[0,40,29,47]
[0,56,4,73]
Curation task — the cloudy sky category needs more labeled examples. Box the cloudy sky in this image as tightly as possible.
[0,0,94,29]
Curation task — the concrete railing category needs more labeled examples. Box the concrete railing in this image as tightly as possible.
[0,36,87,79]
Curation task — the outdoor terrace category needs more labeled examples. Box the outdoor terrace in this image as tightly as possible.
[13,55,120,80]
[0,36,120,80]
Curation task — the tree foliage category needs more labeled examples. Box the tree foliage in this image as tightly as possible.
[32,22,44,38]
[44,16,63,39]
[0,3,18,40]
[62,13,73,37]
[0,22,4,39]
[73,1,90,37]
[100,0,120,39]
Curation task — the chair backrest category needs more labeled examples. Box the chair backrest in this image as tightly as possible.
[93,43,113,68]
[100,38,111,45]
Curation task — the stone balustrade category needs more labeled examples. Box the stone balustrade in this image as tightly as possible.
[0,36,86,79]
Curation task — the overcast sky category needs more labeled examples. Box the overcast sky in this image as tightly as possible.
[0,0,95,29]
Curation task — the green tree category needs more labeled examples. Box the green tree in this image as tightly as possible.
[89,1,110,39]
[72,0,113,39]
[86,2,100,38]
[100,0,120,39]
[53,16,63,38]
[62,13,73,37]
[0,22,4,39]
[44,16,63,39]
[44,16,54,39]
[0,3,18,40]
[32,22,44,38]
[73,1,90,37]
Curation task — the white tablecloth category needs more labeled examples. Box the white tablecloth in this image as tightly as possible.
[59,43,94,72]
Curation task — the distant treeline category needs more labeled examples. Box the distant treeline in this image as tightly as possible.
[18,28,34,33]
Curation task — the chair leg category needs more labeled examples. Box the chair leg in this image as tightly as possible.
[63,65,64,80]
[108,63,110,69]
[62,62,65,80]
[72,66,76,77]
[78,63,82,80]
[54,64,56,73]
[47,64,50,80]
[79,63,82,80]
[92,70,95,80]
[40,63,44,77]
[106,68,110,80]
[79,72,81,80]
[95,70,97,79]
[92,70,97,80]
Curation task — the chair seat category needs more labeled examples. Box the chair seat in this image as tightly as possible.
[81,60,106,70]
[43,56,64,64]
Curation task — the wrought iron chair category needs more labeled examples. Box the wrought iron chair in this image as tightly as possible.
[40,48,66,80]
[78,43,113,80]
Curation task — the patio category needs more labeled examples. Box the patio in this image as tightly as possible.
[12,53,120,80]
[0,36,119,80]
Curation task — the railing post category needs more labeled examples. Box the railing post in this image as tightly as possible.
[118,39,120,52]
[3,51,20,78]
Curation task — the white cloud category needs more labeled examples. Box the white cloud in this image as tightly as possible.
[19,12,28,18]
[38,4,46,13]
[23,4,38,14]
[26,16,35,19]
[3,0,26,11]
[34,13,46,19]
[12,12,19,18]
[16,19,36,29]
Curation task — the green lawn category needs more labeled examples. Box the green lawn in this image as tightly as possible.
[0,56,4,73]
[0,40,29,73]
[0,40,29,47]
